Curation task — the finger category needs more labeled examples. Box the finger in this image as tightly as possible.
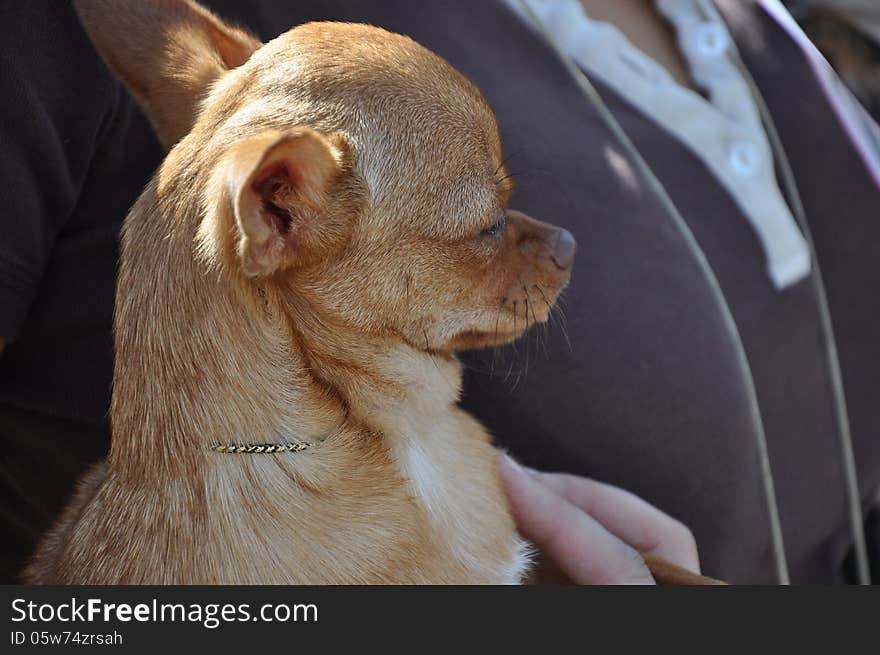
[498,454,656,584]
[525,469,700,574]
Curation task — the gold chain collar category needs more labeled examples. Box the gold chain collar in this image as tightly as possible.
[210,440,311,454]
[209,421,346,454]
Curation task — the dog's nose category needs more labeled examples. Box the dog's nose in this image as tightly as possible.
[552,228,576,269]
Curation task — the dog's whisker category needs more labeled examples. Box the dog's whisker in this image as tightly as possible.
[552,302,572,353]
[510,354,524,391]
[532,283,551,309]
[535,283,572,352]
[493,148,525,178]
[511,300,519,357]
[527,284,550,358]
[522,284,540,330]
[554,308,572,352]
[493,172,520,188]
[490,310,501,377]
[534,313,548,360]
[522,297,531,378]
[503,354,514,384]
[533,283,568,354]
[503,336,518,384]
[521,281,542,375]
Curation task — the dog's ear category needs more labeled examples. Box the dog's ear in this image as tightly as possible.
[74,0,261,149]
[221,129,347,278]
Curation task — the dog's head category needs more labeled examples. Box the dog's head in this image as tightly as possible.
[77,0,575,353]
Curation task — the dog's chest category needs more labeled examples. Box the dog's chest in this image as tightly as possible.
[390,414,530,584]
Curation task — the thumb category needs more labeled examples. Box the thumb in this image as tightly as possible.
[498,454,655,585]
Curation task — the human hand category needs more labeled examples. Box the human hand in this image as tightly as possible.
[498,453,700,584]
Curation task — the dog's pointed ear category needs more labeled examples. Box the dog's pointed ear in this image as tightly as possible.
[222,129,347,278]
[74,0,261,149]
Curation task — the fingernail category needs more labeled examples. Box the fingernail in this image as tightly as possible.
[500,452,544,478]
[500,452,525,474]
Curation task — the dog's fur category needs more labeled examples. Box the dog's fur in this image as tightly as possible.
[23,0,576,584]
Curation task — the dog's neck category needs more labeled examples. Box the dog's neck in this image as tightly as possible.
[109,174,461,479]
[284,296,463,440]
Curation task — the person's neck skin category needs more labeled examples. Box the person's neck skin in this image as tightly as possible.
[578,0,699,92]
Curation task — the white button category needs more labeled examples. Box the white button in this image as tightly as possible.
[694,23,729,58]
[728,141,762,178]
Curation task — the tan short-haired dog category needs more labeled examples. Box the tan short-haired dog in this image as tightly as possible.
[23,0,576,584]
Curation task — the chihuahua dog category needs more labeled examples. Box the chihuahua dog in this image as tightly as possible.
[23,0,576,584]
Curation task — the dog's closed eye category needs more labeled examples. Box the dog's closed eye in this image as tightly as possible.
[480,211,508,239]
